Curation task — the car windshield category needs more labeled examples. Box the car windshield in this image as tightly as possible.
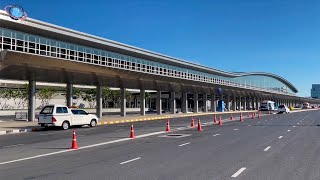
[279,105,285,108]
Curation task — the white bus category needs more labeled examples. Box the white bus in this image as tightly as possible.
[260,101,276,111]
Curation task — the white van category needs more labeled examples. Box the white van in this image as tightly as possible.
[260,101,276,111]
[38,104,99,130]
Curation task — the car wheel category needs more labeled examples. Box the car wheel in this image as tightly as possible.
[62,121,70,130]
[90,119,96,127]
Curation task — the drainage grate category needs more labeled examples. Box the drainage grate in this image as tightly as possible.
[159,134,192,139]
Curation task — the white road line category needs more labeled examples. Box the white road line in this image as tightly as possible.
[3,144,24,148]
[0,131,166,166]
[233,129,239,131]
[278,136,283,139]
[287,130,291,132]
[213,134,220,137]
[231,167,246,178]
[39,133,55,136]
[264,146,271,152]
[257,122,261,124]
[293,126,296,128]
[297,123,300,125]
[248,125,252,127]
[179,142,191,147]
[119,157,141,165]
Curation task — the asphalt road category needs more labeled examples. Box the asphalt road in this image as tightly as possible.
[0,110,319,180]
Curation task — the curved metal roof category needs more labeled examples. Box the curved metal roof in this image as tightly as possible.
[0,10,298,93]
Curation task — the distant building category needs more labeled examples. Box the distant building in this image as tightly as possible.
[311,84,320,98]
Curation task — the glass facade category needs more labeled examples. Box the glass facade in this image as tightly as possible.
[311,84,320,98]
[0,27,294,95]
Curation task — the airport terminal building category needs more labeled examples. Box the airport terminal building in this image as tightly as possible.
[0,10,318,121]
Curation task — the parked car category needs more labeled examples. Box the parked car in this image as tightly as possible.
[278,105,290,114]
[38,104,99,130]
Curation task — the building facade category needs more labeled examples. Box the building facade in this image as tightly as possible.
[311,84,320,99]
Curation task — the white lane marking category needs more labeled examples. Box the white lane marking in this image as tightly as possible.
[293,126,296,128]
[257,122,261,124]
[287,130,291,132]
[119,157,141,165]
[3,144,24,148]
[297,123,300,125]
[39,133,55,136]
[213,134,220,137]
[248,125,252,127]
[231,167,246,178]
[179,142,191,147]
[278,136,283,139]
[0,130,166,166]
[233,129,239,131]
[264,146,271,152]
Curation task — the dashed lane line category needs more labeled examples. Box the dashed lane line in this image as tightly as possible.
[287,130,291,132]
[213,134,220,137]
[179,142,191,147]
[119,157,141,165]
[278,136,283,139]
[231,167,247,178]
[264,146,271,152]
[3,144,24,148]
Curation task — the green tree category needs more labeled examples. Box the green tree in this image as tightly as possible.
[81,89,96,108]
[102,87,112,108]
[37,87,58,107]
[0,88,11,109]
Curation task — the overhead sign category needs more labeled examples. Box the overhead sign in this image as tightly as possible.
[4,5,27,21]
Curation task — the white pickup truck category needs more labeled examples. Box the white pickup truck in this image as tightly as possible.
[38,104,99,130]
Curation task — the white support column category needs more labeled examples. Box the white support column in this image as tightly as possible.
[233,96,237,111]
[156,91,162,115]
[170,92,176,114]
[96,85,102,118]
[182,92,188,113]
[120,88,126,117]
[252,98,255,110]
[244,97,247,110]
[203,94,208,112]
[140,89,145,116]
[239,96,242,111]
[227,96,230,111]
[193,93,199,113]
[66,83,73,107]
[28,80,36,122]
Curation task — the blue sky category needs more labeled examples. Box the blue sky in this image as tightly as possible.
[1,0,319,96]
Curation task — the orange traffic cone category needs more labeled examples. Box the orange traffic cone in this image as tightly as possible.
[197,118,203,131]
[191,117,195,128]
[240,112,243,122]
[230,114,234,120]
[252,112,255,119]
[166,119,171,132]
[247,112,250,117]
[70,130,79,150]
[219,115,223,125]
[214,115,217,124]
[130,124,135,138]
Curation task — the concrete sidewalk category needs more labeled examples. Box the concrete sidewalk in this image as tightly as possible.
[0,109,316,135]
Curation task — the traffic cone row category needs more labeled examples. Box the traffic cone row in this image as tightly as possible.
[258,111,261,118]
[214,115,217,124]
